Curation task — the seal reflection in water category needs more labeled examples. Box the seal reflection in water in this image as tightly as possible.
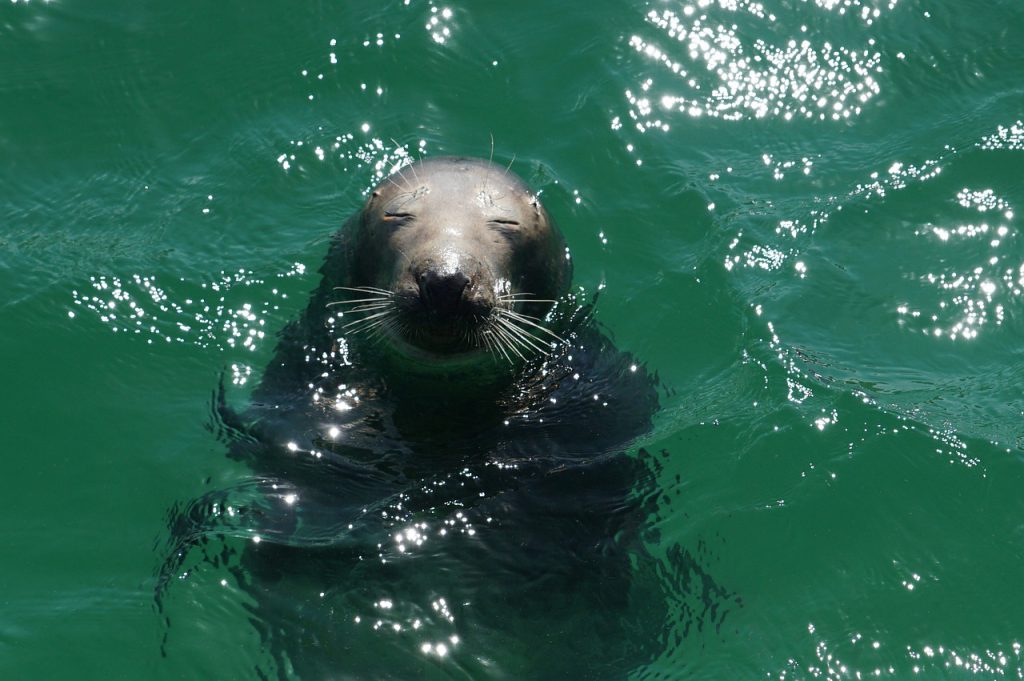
[162,158,668,679]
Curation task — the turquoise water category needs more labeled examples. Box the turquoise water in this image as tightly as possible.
[3,0,1024,678]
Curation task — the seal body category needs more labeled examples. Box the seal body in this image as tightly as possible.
[161,158,669,680]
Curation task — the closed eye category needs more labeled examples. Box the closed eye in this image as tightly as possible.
[489,219,521,241]
[383,212,414,221]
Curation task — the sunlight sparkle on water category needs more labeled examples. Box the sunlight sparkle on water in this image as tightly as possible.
[623,4,882,128]
[774,625,1024,679]
[72,266,303,353]
[276,135,426,196]
[425,4,455,44]
[899,186,1017,341]
[980,120,1024,151]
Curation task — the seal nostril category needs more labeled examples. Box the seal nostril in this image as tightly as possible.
[418,270,470,317]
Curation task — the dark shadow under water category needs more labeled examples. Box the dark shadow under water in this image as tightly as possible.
[157,235,739,680]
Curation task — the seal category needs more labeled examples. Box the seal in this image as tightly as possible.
[159,157,686,681]
[332,156,572,366]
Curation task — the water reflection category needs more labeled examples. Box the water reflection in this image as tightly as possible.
[621,1,885,130]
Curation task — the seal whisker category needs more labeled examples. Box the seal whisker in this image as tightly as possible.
[497,292,545,298]
[394,318,412,342]
[389,157,416,194]
[469,317,492,356]
[385,174,409,193]
[498,296,559,305]
[501,310,565,343]
[493,319,539,358]
[502,309,549,324]
[328,298,394,307]
[488,322,524,361]
[387,318,412,346]
[362,318,388,337]
[397,170,419,195]
[366,315,401,344]
[329,287,395,311]
[345,320,388,337]
[329,299,391,307]
[356,312,401,345]
[496,312,564,356]
[485,326,516,364]
[345,303,394,313]
[496,294,559,313]
[333,286,395,296]
[389,139,415,188]
[492,340,513,364]
[342,307,393,321]
[343,316,388,332]
[480,330,507,364]
[495,317,550,355]
[467,325,482,352]
[342,309,394,331]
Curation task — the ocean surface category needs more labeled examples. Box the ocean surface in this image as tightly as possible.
[3,0,1024,678]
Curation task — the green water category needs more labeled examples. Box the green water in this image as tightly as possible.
[3,0,1024,678]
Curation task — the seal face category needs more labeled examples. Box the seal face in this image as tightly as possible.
[334,157,571,363]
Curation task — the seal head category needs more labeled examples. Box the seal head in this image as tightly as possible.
[336,157,571,365]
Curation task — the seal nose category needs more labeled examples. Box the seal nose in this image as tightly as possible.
[418,270,470,317]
